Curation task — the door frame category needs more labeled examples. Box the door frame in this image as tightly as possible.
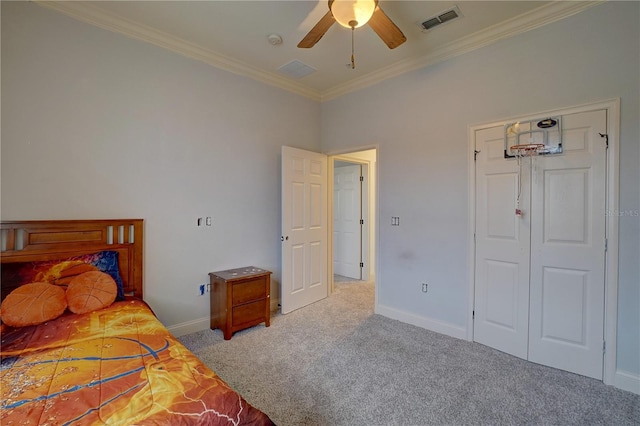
[327,147,378,297]
[466,98,620,386]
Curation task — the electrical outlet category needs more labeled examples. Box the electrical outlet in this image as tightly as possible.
[422,283,428,293]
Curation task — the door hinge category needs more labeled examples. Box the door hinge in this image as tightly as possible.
[360,262,364,268]
[599,133,609,149]
[605,238,608,252]
[603,340,606,354]
[472,310,475,319]
[360,219,364,225]
[360,175,364,182]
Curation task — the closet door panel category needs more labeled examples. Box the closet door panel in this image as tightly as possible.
[528,110,607,379]
[474,126,530,359]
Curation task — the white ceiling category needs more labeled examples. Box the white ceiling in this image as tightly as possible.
[39,1,601,101]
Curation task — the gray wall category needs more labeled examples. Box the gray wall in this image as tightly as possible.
[1,2,321,329]
[321,2,639,377]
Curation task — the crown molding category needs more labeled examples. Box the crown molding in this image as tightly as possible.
[36,0,602,103]
[35,0,323,101]
[321,1,604,102]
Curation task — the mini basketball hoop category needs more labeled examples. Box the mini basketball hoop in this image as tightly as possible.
[504,117,562,158]
[504,117,562,217]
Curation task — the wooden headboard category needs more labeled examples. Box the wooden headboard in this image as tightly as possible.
[1,219,143,299]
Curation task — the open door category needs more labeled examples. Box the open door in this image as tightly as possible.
[281,146,328,313]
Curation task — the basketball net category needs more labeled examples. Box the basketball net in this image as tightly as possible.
[510,144,544,216]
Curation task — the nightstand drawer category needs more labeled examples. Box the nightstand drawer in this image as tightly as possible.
[232,299,267,326]
[232,278,266,305]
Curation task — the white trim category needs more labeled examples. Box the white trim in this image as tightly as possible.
[35,0,601,103]
[166,316,209,337]
[614,370,640,395]
[328,157,335,295]
[467,98,620,387]
[603,99,620,387]
[466,124,477,342]
[376,304,468,341]
[361,164,370,282]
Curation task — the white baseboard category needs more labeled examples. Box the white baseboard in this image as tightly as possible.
[167,300,280,338]
[166,317,210,337]
[375,303,467,340]
[271,298,280,313]
[614,369,640,395]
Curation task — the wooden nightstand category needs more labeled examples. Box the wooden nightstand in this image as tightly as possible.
[209,266,271,340]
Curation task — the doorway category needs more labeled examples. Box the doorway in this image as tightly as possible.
[334,161,363,281]
[330,149,376,290]
[280,146,377,314]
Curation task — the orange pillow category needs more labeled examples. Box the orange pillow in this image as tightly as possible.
[53,263,99,286]
[66,271,117,314]
[0,282,67,327]
[34,260,98,286]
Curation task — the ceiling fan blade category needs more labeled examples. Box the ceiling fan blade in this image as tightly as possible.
[298,11,336,48]
[368,6,406,49]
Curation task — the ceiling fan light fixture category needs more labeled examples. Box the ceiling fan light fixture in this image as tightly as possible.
[329,0,378,29]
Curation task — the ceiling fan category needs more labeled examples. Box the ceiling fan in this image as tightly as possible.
[298,0,407,51]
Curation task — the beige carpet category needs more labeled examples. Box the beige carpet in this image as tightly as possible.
[179,281,639,425]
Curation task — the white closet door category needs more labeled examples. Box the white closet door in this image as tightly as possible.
[333,164,362,279]
[474,125,531,359]
[528,110,607,379]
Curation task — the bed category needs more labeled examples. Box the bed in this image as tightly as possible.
[1,219,274,425]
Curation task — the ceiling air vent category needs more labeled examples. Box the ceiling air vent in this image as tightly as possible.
[278,60,317,79]
[419,6,461,31]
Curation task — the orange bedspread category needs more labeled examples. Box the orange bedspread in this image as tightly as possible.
[1,300,273,425]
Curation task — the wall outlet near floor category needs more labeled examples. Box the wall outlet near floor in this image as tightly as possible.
[422,283,428,293]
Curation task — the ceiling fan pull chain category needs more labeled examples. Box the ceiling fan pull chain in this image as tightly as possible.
[351,26,355,69]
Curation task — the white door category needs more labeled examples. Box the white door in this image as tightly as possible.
[528,110,607,379]
[281,146,328,314]
[473,125,531,359]
[474,110,608,379]
[333,163,362,279]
